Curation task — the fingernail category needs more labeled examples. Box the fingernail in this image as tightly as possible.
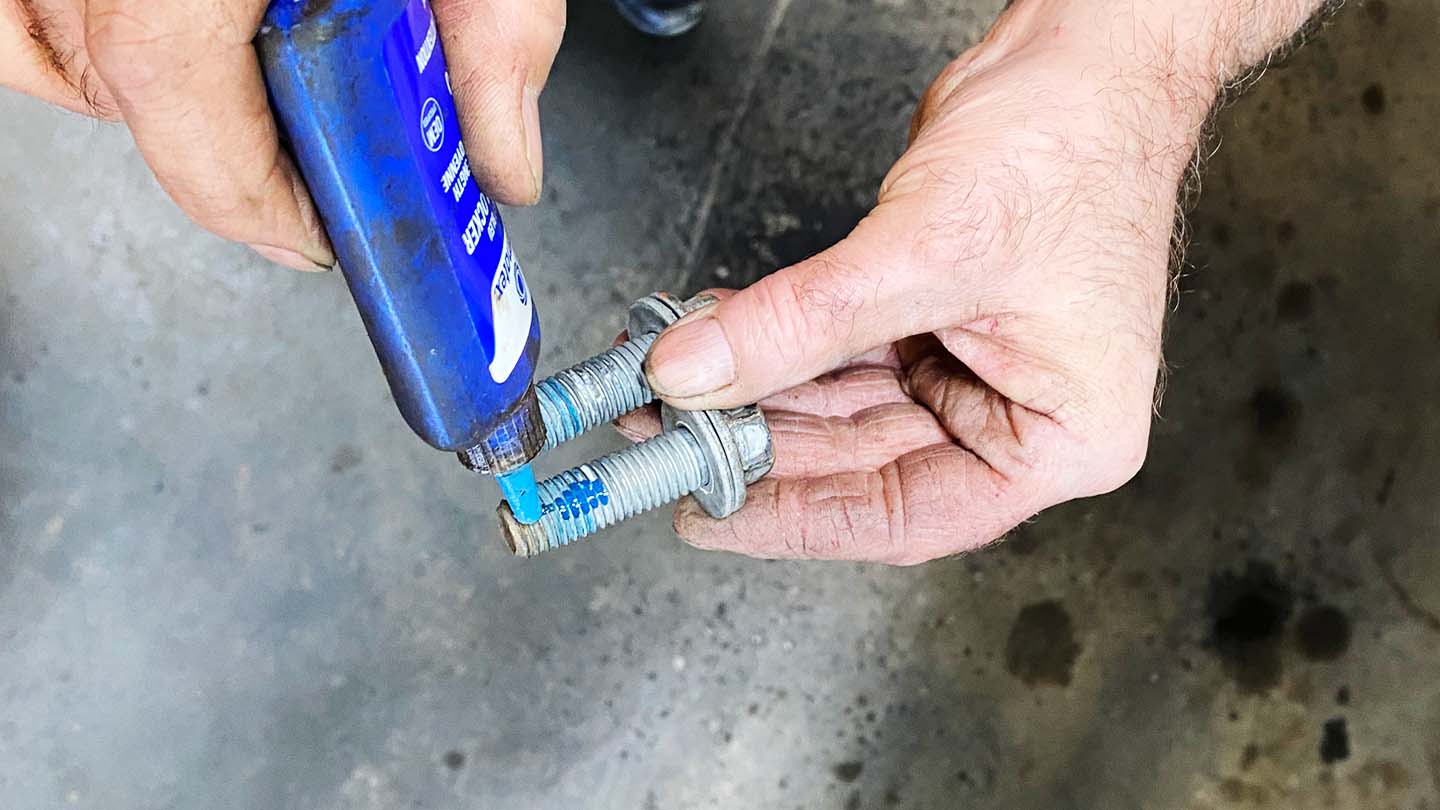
[278,157,337,269]
[646,310,735,398]
[249,243,332,273]
[522,85,543,203]
[300,231,336,269]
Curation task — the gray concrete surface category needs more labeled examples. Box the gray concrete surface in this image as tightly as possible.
[2,0,1438,808]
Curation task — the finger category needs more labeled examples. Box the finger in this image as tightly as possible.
[764,403,951,478]
[612,403,661,443]
[434,0,565,206]
[645,205,956,410]
[619,355,911,449]
[84,0,333,270]
[901,335,1147,499]
[759,364,909,418]
[899,338,1054,482]
[1,0,117,117]
[674,443,1041,565]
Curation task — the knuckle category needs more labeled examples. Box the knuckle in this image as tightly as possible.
[1070,414,1151,496]
[738,277,811,366]
[84,6,169,89]
[535,0,567,51]
[748,259,869,366]
[452,55,521,116]
[170,151,289,242]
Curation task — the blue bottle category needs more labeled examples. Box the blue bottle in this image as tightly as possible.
[259,0,545,520]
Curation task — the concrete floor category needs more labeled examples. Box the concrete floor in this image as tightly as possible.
[2,0,1438,808]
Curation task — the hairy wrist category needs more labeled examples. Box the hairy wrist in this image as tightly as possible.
[999,0,1332,88]
[965,0,1330,177]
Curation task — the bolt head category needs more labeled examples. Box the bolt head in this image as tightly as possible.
[627,291,718,338]
[661,403,773,519]
[718,406,775,483]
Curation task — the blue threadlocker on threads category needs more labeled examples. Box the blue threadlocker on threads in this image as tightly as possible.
[497,466,542,524]
[259,0,540,454]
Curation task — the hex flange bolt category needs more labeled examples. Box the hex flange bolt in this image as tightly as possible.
[498,404,775,557]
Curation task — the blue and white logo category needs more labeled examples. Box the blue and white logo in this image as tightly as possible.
[420,97,444,152]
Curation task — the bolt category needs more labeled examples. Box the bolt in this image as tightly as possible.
[458,291,714,474]
[497,403,775,556]
[537,291,715,449]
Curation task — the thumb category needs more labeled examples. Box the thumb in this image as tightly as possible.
[434,0,565,206]
[645,210,942,409]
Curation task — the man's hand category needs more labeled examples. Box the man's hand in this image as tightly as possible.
[637,0,1326,564]
[0,0,563,271]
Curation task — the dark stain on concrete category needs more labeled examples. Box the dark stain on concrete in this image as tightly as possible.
[1208,561,1293,693]
[1320,717,1350,764]
[834,761,864,783]
[1249,385,1301,447]
[1004,600,1080,686]
[1240,742,1261,770]
[443,749,466,770]
[330,444,363,474]
[1211,221,1232,247]
[1275,281,1314,321]
[1337,685,1351,705]
[1362,83,1387,115]
[843,789,861,810]
[1295,604,1352,661]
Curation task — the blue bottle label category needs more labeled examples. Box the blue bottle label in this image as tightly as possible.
[382,0,533,383]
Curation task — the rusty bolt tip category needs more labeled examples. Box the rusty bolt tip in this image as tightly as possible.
[496,502,545,557]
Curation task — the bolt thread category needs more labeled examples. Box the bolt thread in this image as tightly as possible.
[536,332,657,450]
[525,428,708,551]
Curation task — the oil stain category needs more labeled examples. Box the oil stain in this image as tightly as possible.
[1249,385,1301,447]
[330,444,363,474]
[443,749,466,770]
[834,761,864,783]
[1320,717,1350,764]
[1295,604,1352,661]
[1275,281,1314,321]
[1004,600,1080,686]
[1362,83,1386,115]
[1207,561,1293,693]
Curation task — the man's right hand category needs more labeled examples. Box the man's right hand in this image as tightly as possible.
[1,0,564,271]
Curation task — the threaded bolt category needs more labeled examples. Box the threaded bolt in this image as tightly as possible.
[458,292,713,474]
[500,428,710,555]
[535,333,657,449]
[498,404,775,557]
[535,291,714,449]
